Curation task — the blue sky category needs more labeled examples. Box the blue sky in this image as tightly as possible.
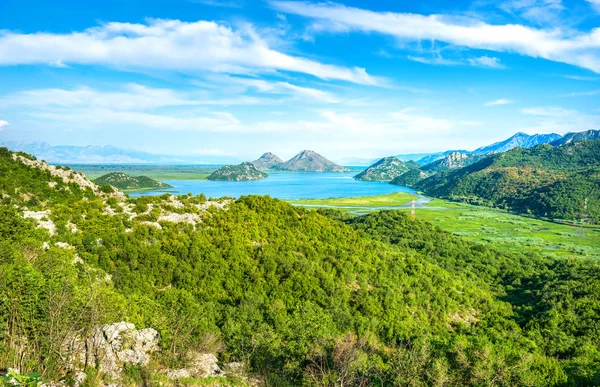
[1,0,599,162]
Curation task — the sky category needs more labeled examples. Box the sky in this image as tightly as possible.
[0,0,599,162]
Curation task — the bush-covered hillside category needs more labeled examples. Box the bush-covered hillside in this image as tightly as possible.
[94,171,173,190]
[2,148,600,386]
[416,141,600,223]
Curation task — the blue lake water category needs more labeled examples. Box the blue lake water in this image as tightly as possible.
[129,171,416,200]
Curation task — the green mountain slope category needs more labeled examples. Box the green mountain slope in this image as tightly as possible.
[416,141,600,223]
[354,156,414,181]
[207,162,268,181]
[94,171,173,190]
[3,148,600,385]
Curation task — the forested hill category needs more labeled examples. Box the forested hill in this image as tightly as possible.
[2,147,600,385]
[416,140,600,223]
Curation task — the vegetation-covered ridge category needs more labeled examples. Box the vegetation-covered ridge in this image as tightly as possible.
[2,147,600,386]
[416,140,600,224]
[207,162,268,181]
[94,171,173,190]
[353,157,418,181]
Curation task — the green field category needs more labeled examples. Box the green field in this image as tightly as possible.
[290,194,600,260]
[288,192,415,208]
[69,164,217,180]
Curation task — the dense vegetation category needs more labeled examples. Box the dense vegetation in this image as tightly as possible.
[416,141,600,223]
[2,148,600,386]
[94,172,172,190]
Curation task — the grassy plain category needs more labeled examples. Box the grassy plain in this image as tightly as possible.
[288,192,415,208]
[290,194,600,260]
[69,164,217,181]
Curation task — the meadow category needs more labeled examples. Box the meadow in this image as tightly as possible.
[69,164,217,180]
[290,193,600,260]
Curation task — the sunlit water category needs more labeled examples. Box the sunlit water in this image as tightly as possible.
[128,170,416,200]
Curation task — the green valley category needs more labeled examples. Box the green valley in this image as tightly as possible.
[3,147,600,386]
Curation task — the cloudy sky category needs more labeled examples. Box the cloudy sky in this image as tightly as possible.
[1,0,599,161]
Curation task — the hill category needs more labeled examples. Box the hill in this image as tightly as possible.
[390,168,430,186]
[354,156,415,181]
[550,129,600,146]
[416,141,600,223]
[207,162,268,181]
[421,151,482,174]
[251,152,283,170]
[3,148,600,385]
[94,172,172,190]
[276,150,349,172]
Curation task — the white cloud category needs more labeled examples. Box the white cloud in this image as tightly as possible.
[0,120,8,130]
[499,0,564,24]
[0,81,338,111]
[0,19,380,85]
[484,98,514,106]
[587,0,600,13]
[272,1,600,73]
[407,55,459,66]
[468,56,505,69]
[210,76,339,102]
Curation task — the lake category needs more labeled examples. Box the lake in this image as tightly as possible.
[128,170,416,200]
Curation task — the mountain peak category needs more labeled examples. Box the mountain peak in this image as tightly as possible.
[277,150,349,172]
[251,152,283,170]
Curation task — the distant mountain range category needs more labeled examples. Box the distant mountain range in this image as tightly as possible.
[550,129,600,146]
[473,132,561,155]
[252,150,349,172]
[0,141,240,165]
[3,131,596,167]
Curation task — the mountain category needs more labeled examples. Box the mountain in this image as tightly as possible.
[390,169,430,187]
[354,156,414,181]
[207,162,268,181]
[251,152,283,170]
[0,141,240,164]
[421,152,482,174]
[473,132,561,155]
[276,150,350,172]
[94,172,172,190]
[550,129,600,146]
[416,150,470,165]
[416,140,600,223]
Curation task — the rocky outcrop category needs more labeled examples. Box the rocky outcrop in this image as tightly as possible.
[63,322,160,379]
[166,353,223,380]
[251,152,283,170]
[12,153,126,200]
